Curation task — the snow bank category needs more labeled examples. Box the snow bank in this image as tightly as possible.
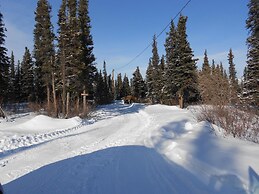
[0,115,83,154]
[17,115,82,132]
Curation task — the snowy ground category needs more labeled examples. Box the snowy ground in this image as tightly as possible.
[0,101,259,194]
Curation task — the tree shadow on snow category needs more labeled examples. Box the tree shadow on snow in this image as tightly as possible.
[156,120,247,194]
[249,166,259,194]
[191,122,247,194]
[5,145,214,194]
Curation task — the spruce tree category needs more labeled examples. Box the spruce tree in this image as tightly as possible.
[115,73,123,100]
[146,35,160,103]
[228,48,239,103]
[95,70,105,104]
[107,74,114,102]
[202,50,210,73]
[244,0,259,105]
[67,0,82,90]
[78,0,96,95]
[14,60,22,102]
[0,10,9,102]
[198,50,211,103]
[57,0,68,115]
[33,0,55,103]
[158,55,166,103]
[164,20,178,104]
[20,47,35,102]
[175,15,199,104]
[57,0,82,115]
[122,74,131,97]
[102,61,110,103]
[9,51,16,102]
[132,66,146,99]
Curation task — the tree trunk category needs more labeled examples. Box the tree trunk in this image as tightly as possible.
[76,96,80,115]
[83,90,87,116]
[47,85,51,113]
[52,71,58,117]
[66,92,70,118]
[61,63,66,116]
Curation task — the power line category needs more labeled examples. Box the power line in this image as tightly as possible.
[116,0,192,71]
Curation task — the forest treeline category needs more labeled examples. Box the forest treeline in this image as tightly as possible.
[0,0,258,118]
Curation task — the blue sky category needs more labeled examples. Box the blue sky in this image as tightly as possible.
[1,0,248,78]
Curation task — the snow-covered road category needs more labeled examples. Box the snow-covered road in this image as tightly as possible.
[0,102,259,194]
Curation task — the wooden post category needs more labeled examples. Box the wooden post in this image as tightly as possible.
[179,93,184,109]
[81,92,89,116]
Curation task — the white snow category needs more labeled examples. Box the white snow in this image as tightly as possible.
[0,101,259,194]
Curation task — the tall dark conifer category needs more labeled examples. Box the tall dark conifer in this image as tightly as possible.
[158,55,166,103]
[57,0,82,116]
[228,48,239,103]
[95,70,105,104]
[21,47,35,102]
[34,0,55,103]
[164,20,178,103]
[8,51,16,102]
[122,74,131,97]
[198,50,212,103]
[78,0,96,95]
[14,60,22,102]
[175,15,199,104]
[202,50,210,73]
[146,35,160,103]
[132,66,146,99]
[115,73,123,100]
[0,10,9,102]
[244,0,259,105]
[102,61,109,102]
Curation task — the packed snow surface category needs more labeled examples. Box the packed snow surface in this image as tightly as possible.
[0,101,259,194]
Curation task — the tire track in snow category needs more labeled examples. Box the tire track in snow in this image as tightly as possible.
[0,122,84,156]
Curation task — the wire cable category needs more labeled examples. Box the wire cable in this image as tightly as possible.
[115,0,192,71]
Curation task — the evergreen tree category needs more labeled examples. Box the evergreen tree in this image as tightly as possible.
[228,48,239,103]
[115,73,123,100]
[164,20,178,104]
[14,60,22,102]
[78,0,96,95]
[202,50,210,73]
[102,61,110,103]
[8,51,16,102]
[244,0,259,105]
[158,55,166,103]
[175,15,199,104]
[95,70,105,104]
[211,59,216,74]
[107,74,114,102]
[20,47,35,102]
[198,50,211,103]
[146,35,160,103]
[122,74,131,97]
[66,0,82,93]
[213,63,229,105]
[57,0,83,116]
[0,10,9,102]
[33,0,55,102]
[132,66,146,99]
